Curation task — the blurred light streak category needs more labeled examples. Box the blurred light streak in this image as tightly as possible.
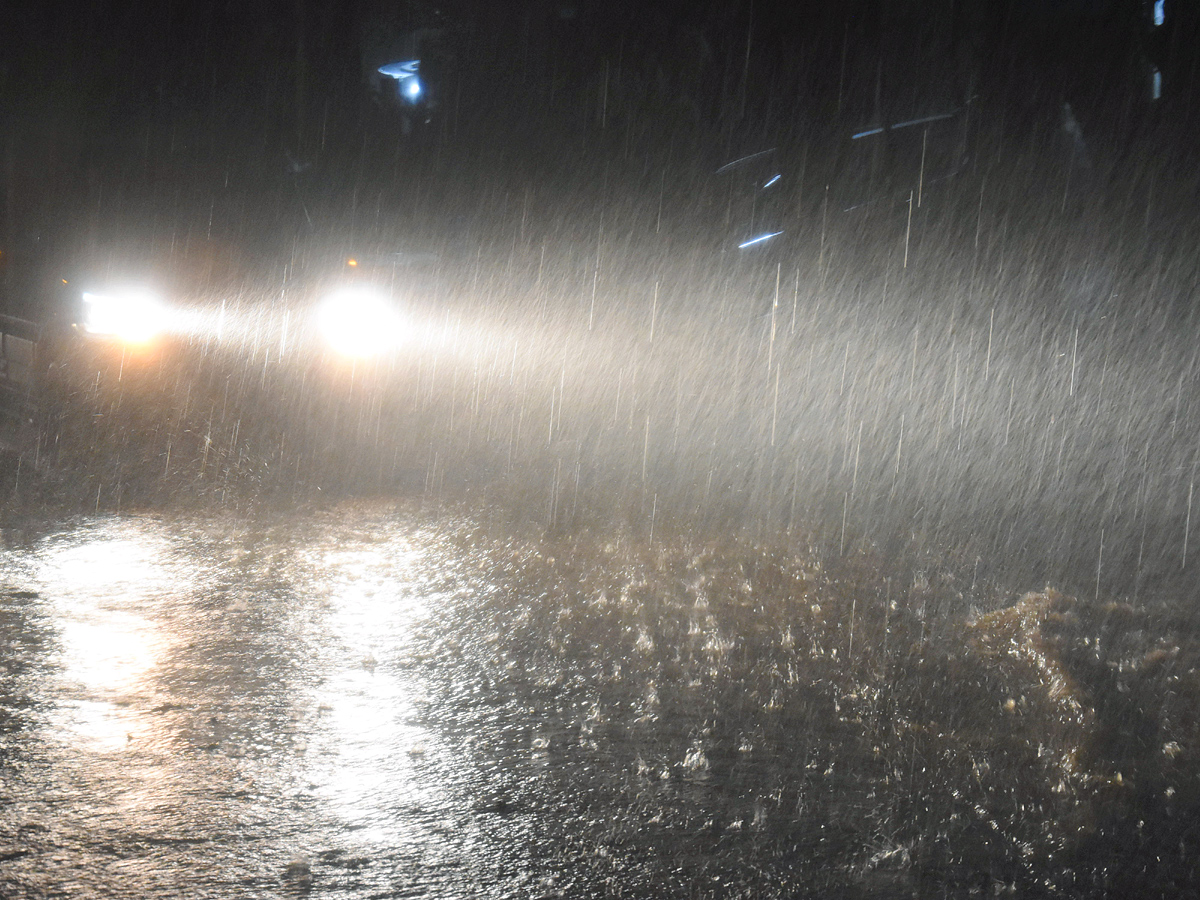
[852,110,957,140]
[716,149,775,174]
[738,231,783,249]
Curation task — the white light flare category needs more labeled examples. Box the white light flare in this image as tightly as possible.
[316,287,407,358]
[82,289,168,344]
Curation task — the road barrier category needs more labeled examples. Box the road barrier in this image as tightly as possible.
[0,314,42,458]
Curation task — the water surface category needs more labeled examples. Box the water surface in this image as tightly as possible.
[2,503,1198,897]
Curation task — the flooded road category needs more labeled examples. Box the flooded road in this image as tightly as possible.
[3,502,1200,897]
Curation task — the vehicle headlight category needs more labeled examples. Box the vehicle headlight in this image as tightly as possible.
[316,287,405,357]
[81,290,166,343]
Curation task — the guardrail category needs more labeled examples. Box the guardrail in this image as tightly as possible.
[0,314,42,458]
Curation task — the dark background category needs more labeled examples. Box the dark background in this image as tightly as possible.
[3,0,1197,283]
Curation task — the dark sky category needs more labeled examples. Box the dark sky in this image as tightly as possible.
[2,0,1175,105]
[0,0,1195,311]
[4,0,1194,176]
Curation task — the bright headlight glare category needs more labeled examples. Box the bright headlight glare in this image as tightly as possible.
[82,290,166,343]
[317,288,405,357]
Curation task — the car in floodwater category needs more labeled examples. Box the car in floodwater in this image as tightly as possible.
[0,240,441,464]
[21,241,440,358]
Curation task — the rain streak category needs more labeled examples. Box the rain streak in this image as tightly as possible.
[4,2,1200,896]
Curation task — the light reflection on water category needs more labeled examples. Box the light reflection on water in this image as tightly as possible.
[298,536,441,849]
[0,509,475,896]
[36,526,182,753]
[2,503,1200,897]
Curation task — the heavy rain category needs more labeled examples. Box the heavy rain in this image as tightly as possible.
[3,1,1200,896]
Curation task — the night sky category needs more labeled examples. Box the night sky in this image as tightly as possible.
[5,1,1190,133]
[2,0,1197,293]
